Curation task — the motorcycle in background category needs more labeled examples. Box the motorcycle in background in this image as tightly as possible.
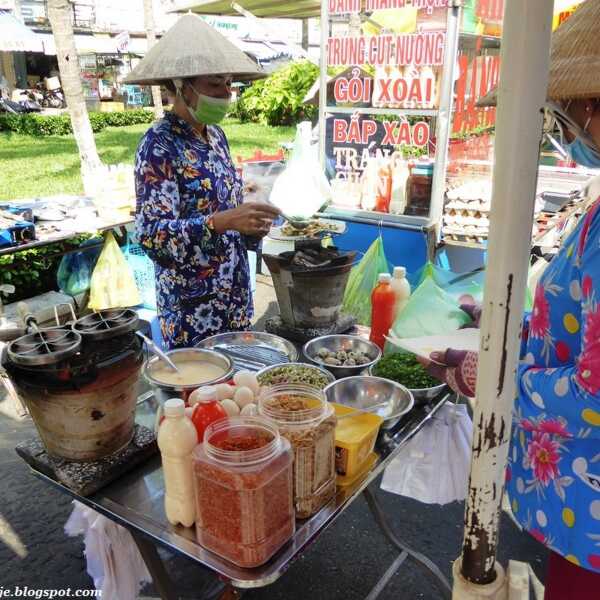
[38,76,66,108]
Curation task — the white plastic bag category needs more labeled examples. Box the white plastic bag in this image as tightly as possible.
[65,502,151,600]
[380,403,473,504]
[269,122,331,220]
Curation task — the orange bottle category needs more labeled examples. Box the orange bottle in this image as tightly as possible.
[370,273,396,351]
[375,159,392,213]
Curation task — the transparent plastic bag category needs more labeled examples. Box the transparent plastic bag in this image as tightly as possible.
[381,403,473,505]
[124,241,156,310]
[387,271,470,345]
[342,236,390,326]
[269,122,331,220]
[89,232,141,310]
[242,161,286,204]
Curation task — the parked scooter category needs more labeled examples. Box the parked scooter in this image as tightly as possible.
[17,89,42,112]
[36,80,66,109]
[0,94,41,114]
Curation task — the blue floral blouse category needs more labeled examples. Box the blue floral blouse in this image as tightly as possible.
[134,112,252,349]
[507,194,600,572]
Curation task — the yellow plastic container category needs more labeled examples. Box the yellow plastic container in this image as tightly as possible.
[331,403,383,478]
[336,451,378,488]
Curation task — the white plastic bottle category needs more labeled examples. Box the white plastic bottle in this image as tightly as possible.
[391,266,411,319]
[390,158,410,215]
[158,398,198,528]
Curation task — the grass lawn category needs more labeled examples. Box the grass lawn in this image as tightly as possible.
[0,119,294,201]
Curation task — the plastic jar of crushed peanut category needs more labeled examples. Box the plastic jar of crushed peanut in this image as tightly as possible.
[258,384,337,518]
[193,416,294,567]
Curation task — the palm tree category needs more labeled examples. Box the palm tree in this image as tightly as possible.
[47,0,102,194]
[143,0,164,120]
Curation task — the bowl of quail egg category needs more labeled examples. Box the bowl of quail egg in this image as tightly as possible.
[302,334,382,380]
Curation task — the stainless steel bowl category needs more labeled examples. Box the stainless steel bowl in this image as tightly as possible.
[367,364,446,406]
[324,376,414,429]
[303,335,382,379]
[257,362,335,390]
[143,348,233,404]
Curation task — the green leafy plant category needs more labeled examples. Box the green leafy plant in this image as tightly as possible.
[232,61,319,126]
[0,109,155,137]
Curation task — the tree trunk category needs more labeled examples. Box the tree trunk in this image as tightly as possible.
[143,0,164,120]
[302,19,309,52]
[47,0,102,195]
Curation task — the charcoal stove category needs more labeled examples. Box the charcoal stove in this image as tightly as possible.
[263,240,357,344]
[2,308,144,461]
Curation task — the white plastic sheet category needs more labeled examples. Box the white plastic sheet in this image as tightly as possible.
[381,403,473,505]
[65,502,151,600]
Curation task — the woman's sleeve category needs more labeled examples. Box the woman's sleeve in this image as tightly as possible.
[134,136,222,268]
[517,202,600,438]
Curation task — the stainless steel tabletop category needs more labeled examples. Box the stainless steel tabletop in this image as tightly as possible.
[32,390,450,590]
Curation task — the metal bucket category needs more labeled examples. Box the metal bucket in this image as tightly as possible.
[13,359,142,462]
[263,254,355,329]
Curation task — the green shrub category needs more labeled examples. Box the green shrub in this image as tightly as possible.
[233,60,319,127]
[0,235,96,302]
[0,109,155,136]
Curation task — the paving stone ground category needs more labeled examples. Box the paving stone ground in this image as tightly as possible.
[0,276,548,599]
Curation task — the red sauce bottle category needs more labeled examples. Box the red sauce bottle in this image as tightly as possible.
[190,386,227,443]
[369,273,396,351]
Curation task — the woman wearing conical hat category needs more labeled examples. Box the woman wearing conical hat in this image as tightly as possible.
[422,2,600,597]
[126,15,280,348]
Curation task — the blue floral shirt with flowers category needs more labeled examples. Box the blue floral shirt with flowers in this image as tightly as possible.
[507,195,600,573]
[134,112,252,349]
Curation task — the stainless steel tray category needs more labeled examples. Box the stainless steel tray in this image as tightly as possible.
[195,331,298,372]
[31,389,450,589]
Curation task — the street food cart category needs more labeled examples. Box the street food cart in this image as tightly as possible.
[5,1,586,598]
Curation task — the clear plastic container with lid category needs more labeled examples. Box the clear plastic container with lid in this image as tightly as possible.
[192,416,294,568]
[258,384,337,518]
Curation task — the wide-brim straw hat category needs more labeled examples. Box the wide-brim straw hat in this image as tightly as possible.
[124,14,266,85]
[477,0,600,107]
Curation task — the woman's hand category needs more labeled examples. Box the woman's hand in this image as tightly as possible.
[213,202,281,237]
[418,349,479,397]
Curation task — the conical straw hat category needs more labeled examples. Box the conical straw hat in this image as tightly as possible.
[477,0,600,107]
[548,0,600,100]
[124,14,266,85]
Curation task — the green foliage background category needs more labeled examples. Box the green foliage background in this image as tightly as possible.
[232,61,319,126]
[0,109,155,136]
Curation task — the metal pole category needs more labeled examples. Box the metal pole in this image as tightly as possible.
[428,0,461,240]
[318,0,329,169]
[453,0,554,595]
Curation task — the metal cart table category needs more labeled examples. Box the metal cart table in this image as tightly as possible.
[29,390,453,600]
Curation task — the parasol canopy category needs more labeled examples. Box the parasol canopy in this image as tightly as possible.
[0,9,44,53]
[170,0,321,19]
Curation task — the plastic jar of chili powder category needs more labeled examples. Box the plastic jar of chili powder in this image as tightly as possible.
[258,384,337,518]
[192,416,294,568]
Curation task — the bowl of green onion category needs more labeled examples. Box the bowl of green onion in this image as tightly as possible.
[369,352,446,405]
